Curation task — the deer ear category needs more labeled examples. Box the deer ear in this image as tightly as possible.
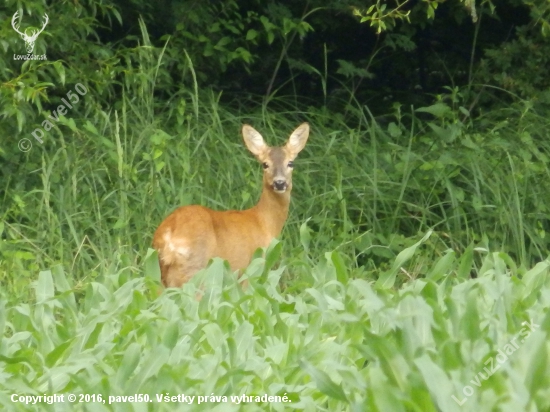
[242,125,268,157]
[286,123,309,157]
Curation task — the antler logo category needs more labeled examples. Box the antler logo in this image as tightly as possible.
[12,11,49,54]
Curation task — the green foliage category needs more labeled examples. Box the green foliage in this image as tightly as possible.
[1,242,550,410]
[2,1,550,409]
[3,76,550,293]
[167,1,259,77]
[475,25,550,106]
[352,0,480,33]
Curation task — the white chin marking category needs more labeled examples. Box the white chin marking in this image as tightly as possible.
[274,188,287,193]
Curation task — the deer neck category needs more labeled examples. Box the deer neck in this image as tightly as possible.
[252,182,291,237]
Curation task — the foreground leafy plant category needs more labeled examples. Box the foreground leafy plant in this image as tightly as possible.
[1,240,549,411]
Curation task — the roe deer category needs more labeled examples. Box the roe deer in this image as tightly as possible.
[153,122,310,287]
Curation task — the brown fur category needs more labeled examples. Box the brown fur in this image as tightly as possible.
[153,123,309,287]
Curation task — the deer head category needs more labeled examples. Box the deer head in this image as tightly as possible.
[11,11,49,54]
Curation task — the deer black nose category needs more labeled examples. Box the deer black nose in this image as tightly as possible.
[273,180,287,191]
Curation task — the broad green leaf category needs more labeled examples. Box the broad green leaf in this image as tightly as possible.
[524,331,548,396]
[203,323,225,351]
[162,321,180,350]
[144,248,162,282]
[127,346,169,391]
[416,103,451,118]
[369,367,406,412]
[35,270,54,303]
[116,342,142,389]
[388,121,402,137]
[415,354,459,412]
[522,260,549,297]
[461,288,480,340]
[330,250,349,283]
[246,29,258,41]
[234,321,254,356]
[45,339,74,367]
[51,264,72,292]
[427,250,455,281]
[263,238,282,277]
[302,362,348,402]
[53,61,65,85]
[376,230,433,289]
[299,219,312,253]
[456,244,474,280]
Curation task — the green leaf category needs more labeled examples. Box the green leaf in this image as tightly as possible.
[16,109,25,132]
[299,219,311,253]
[414,354,456,411]
[53,61,66,86]
[522,260,549,297]
[215,36,231,49]
[302,362,348,402]
[369,367,406,412]
[388,122,402,138]
[116,342,141,389]
[234,321,254,356]
[427,250,455,281]
[524,331,547,396]
[461,288,480,340]
[246,29,258,41]
[111,8,122,25]
[459,106,470,117]
[127,345,169,391]
[264,238,282,274]
[51,264,72,292]
[83,120,99,135]
[162,322,180,349]
[427,122,451,140]
[330,250,349,283]
[35,270,54,303]
[456,244,474,280]
[376,230,433,289]
[46,339,74,367]
[416,103,451,118]
[203,323,225,350]
[144,248,162,283]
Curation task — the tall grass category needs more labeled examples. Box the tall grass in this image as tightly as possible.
[2,59,550,299]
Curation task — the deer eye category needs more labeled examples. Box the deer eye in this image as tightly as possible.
[287,161,294,168]
[262,162,269,169]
